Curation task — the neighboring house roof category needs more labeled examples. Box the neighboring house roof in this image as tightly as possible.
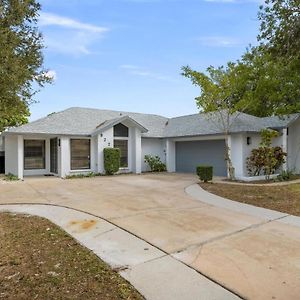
[5,107,300,138]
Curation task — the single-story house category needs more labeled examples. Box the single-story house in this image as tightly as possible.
[2,107,300,180]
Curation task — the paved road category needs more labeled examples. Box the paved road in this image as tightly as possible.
[0,173,299,299]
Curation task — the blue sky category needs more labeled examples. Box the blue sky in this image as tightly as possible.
[32,0,262,121]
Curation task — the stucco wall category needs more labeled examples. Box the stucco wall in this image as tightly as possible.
[231,130,286,179]
[141,138,165,172]
[288,118,300,174]
[5,135,19,176]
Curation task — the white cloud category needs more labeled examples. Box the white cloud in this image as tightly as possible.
[196,36,241,47]
[120,64,139,70]
[39,12,108,33]
[120,64,178,82]
[39,12,109,56]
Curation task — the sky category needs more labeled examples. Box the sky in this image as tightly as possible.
[31,0,263,121]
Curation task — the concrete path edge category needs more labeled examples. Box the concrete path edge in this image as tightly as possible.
[0,203,241,300]
[185,183,300,227]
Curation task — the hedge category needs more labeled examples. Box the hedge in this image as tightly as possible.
[196,165,213,182]
[104,148,120,175]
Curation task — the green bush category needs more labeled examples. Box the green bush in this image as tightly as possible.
[4,173,19,181]
[66,172,100,179]
[144,155,166,172]
[104,148,120,175]
[277,170,294,181]
[196,166,213,182]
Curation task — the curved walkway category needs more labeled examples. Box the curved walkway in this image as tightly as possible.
[0,203,238,300]
[0,173,299,300]
[185,183,300,227]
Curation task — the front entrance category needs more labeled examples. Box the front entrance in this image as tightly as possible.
[50,138,58,174]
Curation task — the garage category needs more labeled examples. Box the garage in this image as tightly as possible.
[175,140,227,176]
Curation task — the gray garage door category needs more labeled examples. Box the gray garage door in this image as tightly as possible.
[176,140,227,176]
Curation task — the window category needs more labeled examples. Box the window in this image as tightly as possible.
[114,123,128,137]
[24,140,45,170]
[114,139,128,168]
[71,139,90,170]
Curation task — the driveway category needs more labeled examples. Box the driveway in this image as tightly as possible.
[0,173,299,299]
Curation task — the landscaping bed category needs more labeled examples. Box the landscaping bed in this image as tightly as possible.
[0,213,144,300]
[200,183,300,216]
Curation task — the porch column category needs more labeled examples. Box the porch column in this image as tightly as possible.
[132,128,142,174]
[282,128,288,171]
[166,139,176,172]
[17,135,24,180]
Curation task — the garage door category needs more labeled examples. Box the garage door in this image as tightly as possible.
[176,140,227,176]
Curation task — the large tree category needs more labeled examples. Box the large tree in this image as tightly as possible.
[0,0,52,132]
[182,63,253,180]
[239,0,300,116]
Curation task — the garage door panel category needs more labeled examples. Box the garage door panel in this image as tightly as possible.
[176,140,227,176]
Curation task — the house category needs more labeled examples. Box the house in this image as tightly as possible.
[2,107,300,180]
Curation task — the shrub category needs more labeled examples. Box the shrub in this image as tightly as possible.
[66,172,100,179]
[246,146,286,179]
[144,155,166,172]
[4,173,19,181]
[196,166,213,182]
[246,129,287,180]
[104,148,120,175]
[277,170,294,181]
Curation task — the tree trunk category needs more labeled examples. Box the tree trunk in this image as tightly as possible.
[224,134,235,180]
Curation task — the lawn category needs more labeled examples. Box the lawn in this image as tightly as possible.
[200,183,300,216]
[0,213,144,300]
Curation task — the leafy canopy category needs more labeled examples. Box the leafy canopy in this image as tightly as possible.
[0,0,52,131]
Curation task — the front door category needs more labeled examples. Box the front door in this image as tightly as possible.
[50,138,58,174]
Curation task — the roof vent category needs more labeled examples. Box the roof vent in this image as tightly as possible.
[120,113,123,116]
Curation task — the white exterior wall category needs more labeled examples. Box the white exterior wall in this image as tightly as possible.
[231,130,287,180]
[229,134,244,178]
[96,122,143,174]
[97,127,114,174]
[5,135,24,179]
[165,139,176,172]
[130,127,142,173]
[141,138,165,172]
[288,118,300,173]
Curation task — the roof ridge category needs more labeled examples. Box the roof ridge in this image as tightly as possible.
[68,106,168,119]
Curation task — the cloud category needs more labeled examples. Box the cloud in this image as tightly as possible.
[39,12,108,33]
[196,36,241,47]
[39,12,109,56]
[120,64,178,82]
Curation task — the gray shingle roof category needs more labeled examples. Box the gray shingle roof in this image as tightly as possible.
[6,107,299,138]
[6,107,168,137]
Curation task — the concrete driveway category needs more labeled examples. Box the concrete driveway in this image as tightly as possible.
[0,173,299,300]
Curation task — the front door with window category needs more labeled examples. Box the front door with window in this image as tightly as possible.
[50,138,58,174]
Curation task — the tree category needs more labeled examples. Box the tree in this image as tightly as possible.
[0,0,52,132]
[258,0,300,58]
[182,64,252,180]
[238,0,300,116]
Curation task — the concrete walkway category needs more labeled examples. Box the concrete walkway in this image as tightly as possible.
[0,173,299,299]
[0,204,239,300]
